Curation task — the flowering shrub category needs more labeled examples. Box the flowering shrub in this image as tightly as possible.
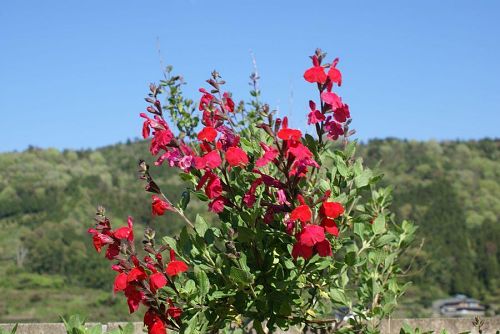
[88,49,415,333]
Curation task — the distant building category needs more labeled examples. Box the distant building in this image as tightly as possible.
[433,294,486,317]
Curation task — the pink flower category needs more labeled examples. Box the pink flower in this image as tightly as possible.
[195,150,222,169]
[299,225,326,247]
[307,100,325,125]
[255,143,279,167]
[320,91,343,109]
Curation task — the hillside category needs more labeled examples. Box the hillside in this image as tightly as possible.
[0,138,498,321]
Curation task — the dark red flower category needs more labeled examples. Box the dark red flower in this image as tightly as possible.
[205,175,222,199]
[290,205,312,223]
[124,285,144,313]
[292,242,314,260]
[225,147,249,167]
[198,126,217,142]
[208,196,225,213]
[333,104,351,123]
[316,239,333,257]
[199,88,214,111]
[152,195,172,216]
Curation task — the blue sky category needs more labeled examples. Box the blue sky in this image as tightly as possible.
[1,0,499,152]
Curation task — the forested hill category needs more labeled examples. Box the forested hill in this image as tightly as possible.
[0,138,498,321]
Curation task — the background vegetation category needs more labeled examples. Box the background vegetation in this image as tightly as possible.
[0,138,498,322]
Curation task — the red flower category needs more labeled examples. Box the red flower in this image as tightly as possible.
[167,299,182,320]
[316,239,333,257]
[328,58,342,86]
[225,147,249,167]
[152,195,172,216]
[149,272,167,293]
[127,267,147,282]
[290,205,312,223]
[303,55,327,84]
[114,216,134,242]
[320,201,344,219]
[113,273,127,292]
[277,128,302,141]
[198,126,217,142]
[288,142,313,161]
[166,250,188,277]
[124,285,144,313]
[199,88,214,110]
[194,150,222,169]
[208,196,225,213]
[223,92,235,112]
[321,218,339,236]
[299,224,325,247]
[205,175,222,199]
[144,309,166,334]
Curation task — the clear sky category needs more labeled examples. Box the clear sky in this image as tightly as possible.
[1,0,499,152]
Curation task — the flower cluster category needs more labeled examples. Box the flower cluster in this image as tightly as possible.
[88,208,187,334]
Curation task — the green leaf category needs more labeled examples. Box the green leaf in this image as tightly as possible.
[354,169,373,188]
[162,236,177,253]
[229,267,254,286]
[195,267,210,296]
[372,215,386,235]
[192,190,209,201]
[194,215,208,237]
[330,288,349,305]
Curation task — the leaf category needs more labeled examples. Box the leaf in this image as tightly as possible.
[195,267,210,296]
[330,288,349,305]
[162,236,177,253]
[194,215,208,237]
[354,169,372,188]
[229,267,254,286]
[192,190,209,201]
[372,215,386,235]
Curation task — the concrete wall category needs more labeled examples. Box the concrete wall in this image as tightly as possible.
[1,318,499,334]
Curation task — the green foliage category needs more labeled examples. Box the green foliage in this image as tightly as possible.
[61,315,134,334]
[0,139,498,321]
[0,324,17,334]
